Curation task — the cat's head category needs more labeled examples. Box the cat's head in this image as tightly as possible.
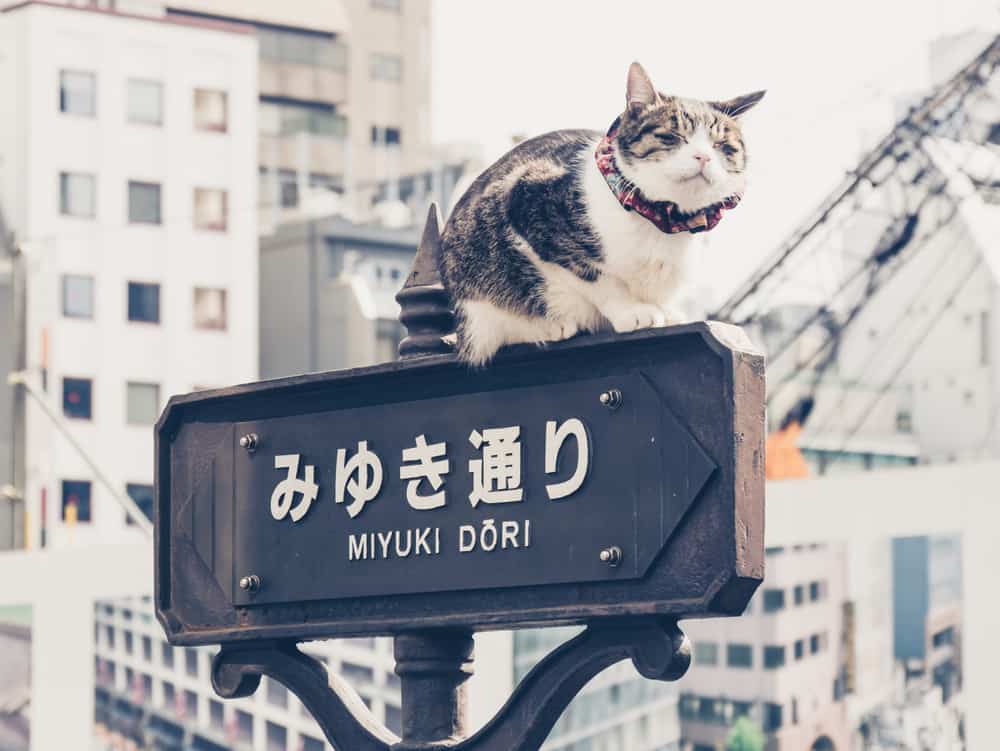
[614,62,764,213]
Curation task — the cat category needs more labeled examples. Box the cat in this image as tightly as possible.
[439,61,764,366]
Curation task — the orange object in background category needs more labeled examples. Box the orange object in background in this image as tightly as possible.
[766,421,811,480]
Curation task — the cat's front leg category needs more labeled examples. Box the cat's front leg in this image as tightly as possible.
[656,305,690,326]
[602,301,668,333]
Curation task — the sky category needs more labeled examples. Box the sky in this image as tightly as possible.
[429,0,1000,304]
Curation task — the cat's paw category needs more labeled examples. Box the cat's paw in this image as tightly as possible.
[604,303,667,333]
[542,318,579,342]
[658,306,690,326]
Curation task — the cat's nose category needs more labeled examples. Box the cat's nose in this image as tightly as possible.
[692,152,712,168]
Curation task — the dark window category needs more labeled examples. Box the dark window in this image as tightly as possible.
[732,701,753,719]
[301,735,325,751]
[341,661,375,685]
[792,697,799,724]
[142,636,152,661]
[727,643,753,668]
[62,479,92,522]
[60,69,96,115]
[764,645,785,670]
[809,581,823,601]
[693,642,718,666]
[104,624,115,648]
[63,377,93,419]
[124,631,134,655]
[236,710,254,744]
[128,181,162,224]
[162,642,175,668]
[209,699,225,731]
[763,702,783,731]
[126,484,154,525]
[810,633,826,654]
[63,275,95,318]
[763,588,785,612]
[697,696,719,723]
[141,673,153,703]
[266,721,287,751]
[793,585,804,605]
[162,681,176,709]
[184,689,198,720]
[794,639,805,660]
[981,310,990,366]
[185,649,199,678]
[267,678,289,708]
[371,125,401,146]
[385,705,401,735]
[128,282,160,323]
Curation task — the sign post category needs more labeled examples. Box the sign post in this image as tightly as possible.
[155,206,765,751]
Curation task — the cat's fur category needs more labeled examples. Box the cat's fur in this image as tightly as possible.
[440,62,764,365]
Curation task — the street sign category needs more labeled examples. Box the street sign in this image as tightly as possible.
[155,323,764,645]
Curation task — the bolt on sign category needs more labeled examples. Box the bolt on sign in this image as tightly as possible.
[154,323,764,644]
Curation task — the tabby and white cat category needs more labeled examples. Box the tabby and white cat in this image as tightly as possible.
[439,62,764,365]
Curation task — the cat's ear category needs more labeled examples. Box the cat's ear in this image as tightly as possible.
[626,62,661,116]
[710,90,766,119]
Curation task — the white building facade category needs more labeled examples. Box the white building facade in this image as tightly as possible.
[0,0,259,548]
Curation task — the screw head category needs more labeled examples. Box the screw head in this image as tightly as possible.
[599,389,623,410]
[599,546,623,567]
[239,433,258,452]
[238,574,261,592]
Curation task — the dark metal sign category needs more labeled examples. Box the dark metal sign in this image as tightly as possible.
[155,323,764,645]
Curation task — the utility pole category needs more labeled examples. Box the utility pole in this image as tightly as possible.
[0,200,25,550]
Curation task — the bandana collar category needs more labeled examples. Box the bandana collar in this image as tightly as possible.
[594,117,741,235]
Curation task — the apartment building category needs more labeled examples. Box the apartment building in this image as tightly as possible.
[92,598,401,751]
[164,0,434,223]
[678,544,850,751]
[0,1,259,548]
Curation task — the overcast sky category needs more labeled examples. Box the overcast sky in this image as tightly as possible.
[430,0,1000,303]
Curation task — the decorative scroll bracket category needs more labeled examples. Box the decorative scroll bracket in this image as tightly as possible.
[211,618,690,751]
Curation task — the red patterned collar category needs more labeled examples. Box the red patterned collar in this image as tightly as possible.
[594,120,740,235]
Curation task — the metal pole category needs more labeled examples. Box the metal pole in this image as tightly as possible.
[393,202,465,748]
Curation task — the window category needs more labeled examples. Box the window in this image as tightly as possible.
[763,588,785,612]
[810,633,825,654]
[370,52,402,81]
[127,78,162,125]
[981,310,990,366]
[104,625,115,649]
[193,288,227,330]
[142,636,152,661]
[267,678,288,708]
[184,690,198,720]
[63,377,93,419]
[60,172,96,218]
[186,649,199,678]
[162,642,175,668]
[194,188,228,231]
[128,282,160,323]
[60,70,96,116]
[764,645,786,669]
[128,181,162,224]
[62,275,95,319]
[693,642,718,666]
[809,581,824,601]
[258,28,348,70]
[385,706,401,735]
[793,585,804,605]
[126,484,154,525]
[209,699,225,731]
[141,674,153,702]
[236,710,254,744]
[371,125,401,146]
[194,89,228,132]
[127,382,160,425]
[162,681,176,709]
[726,643,753,669]
[260,101,348,138]
[124,631,134,655]
[267,721,287,751]
[794,639,805,660]
[301,735,325,751]
[896,409,913,433]
[371,0,401,9]
[763,702,783,732]
[341,662,375,686]
[791,697,799,724]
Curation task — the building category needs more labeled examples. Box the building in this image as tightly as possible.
[164,0,435,225]
[678,544,850,751]
[259,214,419,377]
[892,535,962,702]
[0,0,259,547]
[92,597,402,751]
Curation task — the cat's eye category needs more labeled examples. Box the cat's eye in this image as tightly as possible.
[717,142,739,157]
[655,132,683,145]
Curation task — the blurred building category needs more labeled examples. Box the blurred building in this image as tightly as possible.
[892,535,962,702]
[678,544,850,751]
[163,0,436,226]
[0,1,259,548]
